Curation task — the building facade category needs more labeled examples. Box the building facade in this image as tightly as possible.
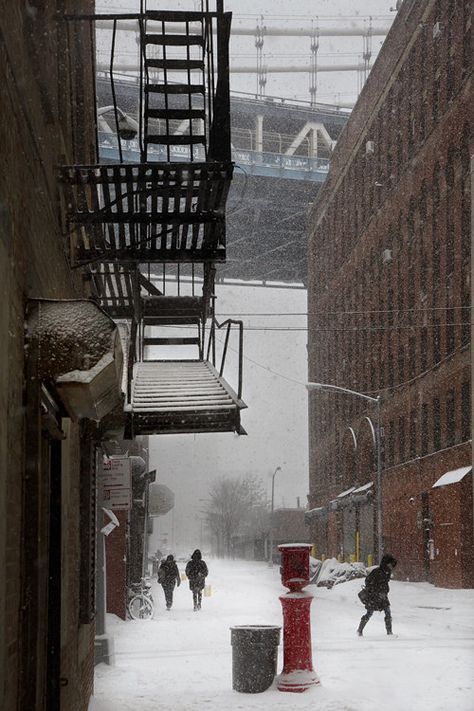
[0,2,120,710]
[307,0,473,587]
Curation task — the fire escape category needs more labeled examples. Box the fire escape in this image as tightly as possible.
[61,3,246,437]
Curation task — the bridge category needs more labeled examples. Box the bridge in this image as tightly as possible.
[98,134,330,182]
[96,78,349,285]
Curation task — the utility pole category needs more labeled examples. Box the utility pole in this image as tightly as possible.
[268,466,282,567]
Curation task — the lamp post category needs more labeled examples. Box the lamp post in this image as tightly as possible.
[306,382,383,558]
[269,466,282,567]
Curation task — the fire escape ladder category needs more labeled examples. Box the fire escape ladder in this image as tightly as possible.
[142,11,208,159]
[59,5,244,436]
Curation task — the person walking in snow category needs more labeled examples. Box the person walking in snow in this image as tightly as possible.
[158,554,181,610]
[185,549,208,611]
[357,553,397,636]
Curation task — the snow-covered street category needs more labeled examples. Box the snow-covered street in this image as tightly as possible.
[90,560,474,711]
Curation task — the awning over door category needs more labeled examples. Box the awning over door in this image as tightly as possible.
[28,299,123,421]
[432,466,472,488]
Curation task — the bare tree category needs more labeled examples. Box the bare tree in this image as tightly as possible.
[205,474,267,557]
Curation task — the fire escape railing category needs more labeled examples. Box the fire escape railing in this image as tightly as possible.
[206,318,244,401]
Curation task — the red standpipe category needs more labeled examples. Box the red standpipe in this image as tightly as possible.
[277,543,320,692]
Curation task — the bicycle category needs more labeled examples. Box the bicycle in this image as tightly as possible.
[127,577,155,620]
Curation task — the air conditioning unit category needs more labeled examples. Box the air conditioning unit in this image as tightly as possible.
[382,249,392,264]
[366,140,375,154]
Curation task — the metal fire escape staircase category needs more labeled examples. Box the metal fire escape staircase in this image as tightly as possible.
[60,3,246,436]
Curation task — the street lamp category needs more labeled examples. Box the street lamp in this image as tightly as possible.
[269,466,282,568]
[306,382,383,558]
[97,105,139,140]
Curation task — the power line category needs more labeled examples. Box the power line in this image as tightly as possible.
[157,322,471,332]
[214,305,472,316]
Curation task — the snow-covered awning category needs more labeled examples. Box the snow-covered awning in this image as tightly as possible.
[304,506,326,524]
[331,483,374,509]
[352,481,373,494]
[352,481,373,504]
[432,466,472,488]
[337,486,356,498]
[28,299,123,421]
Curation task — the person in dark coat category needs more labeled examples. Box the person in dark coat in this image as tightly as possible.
[158,554,181,610]
[185,549,208,611]
[357,553,397,636]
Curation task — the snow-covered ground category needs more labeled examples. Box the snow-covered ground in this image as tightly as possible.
[90,560,474,711]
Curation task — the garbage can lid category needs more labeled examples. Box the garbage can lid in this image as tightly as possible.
[230,625,281,646]
[230,625,281,630]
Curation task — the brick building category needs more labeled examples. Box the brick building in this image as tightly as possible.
[307,0,473,587]
[0,3,124,710]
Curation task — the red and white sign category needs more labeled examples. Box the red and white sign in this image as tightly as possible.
[100,457,132,510]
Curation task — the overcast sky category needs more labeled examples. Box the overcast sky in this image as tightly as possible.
[149,283,309,553]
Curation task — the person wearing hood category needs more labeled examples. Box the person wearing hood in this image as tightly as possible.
[158,554,181,610]
[185,549,208,611]
[357,553,397,636]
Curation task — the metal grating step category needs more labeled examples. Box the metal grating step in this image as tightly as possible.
[146,108,205,120]
[145,34,204,47]
[145,83,205,94]
[145,134,206,146]
[145,59,205,71]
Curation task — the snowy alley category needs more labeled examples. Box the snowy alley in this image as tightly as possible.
[90,560,474,711]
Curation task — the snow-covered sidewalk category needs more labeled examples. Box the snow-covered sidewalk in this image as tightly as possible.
[90,559,474,711]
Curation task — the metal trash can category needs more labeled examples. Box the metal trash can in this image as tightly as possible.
[230,625,281,693]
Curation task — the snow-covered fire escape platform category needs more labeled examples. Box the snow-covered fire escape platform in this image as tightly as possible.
[126,360,246,437]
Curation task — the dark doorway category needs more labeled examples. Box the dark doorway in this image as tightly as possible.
[421,491,432,582]
[46,438,62,710]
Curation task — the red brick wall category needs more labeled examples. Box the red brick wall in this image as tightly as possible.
[106,511,129,620]
[430,475,474,588]
[306,0,473,586]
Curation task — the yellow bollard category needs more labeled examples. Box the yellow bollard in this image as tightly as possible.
[181,573,187,581]
[367,554,374,567]
[349,554,356,563]
[204,584,212,597]
[311,545,317,558]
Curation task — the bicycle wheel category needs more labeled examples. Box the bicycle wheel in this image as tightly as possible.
[128,594,154,620]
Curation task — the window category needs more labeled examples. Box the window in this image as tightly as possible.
[421,403,429,456]
[433,397,441,450]
[398,344,405,383]
[432,319,441,364]
[431,165,441,286]
[445,389,455,447]
[408,335,416,379]
[462,1,472,73]
[420,328,427,372]
[399,415,406,462]
[445,159,455,276]
[446,307,455,354]
[461,281,470,346]
[409,407,417,458]
[387,420,395,466]
[386,339,394,388]
[461,381,470,442]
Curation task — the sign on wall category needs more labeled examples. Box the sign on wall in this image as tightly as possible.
[99,457,132,510]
